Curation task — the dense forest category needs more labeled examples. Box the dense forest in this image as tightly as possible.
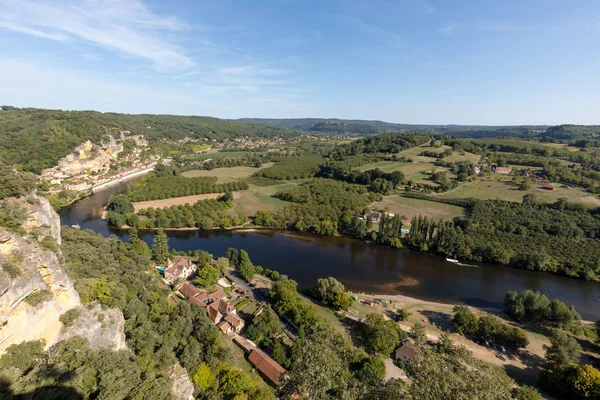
[126,175,248,202]
[252,156,324,180]
[238,118,548,138]
[406,197,600,281]
[0,106,290,173]
[253,179,372,236]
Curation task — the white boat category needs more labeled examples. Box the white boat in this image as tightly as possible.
[71,223,81,230]
[446,257,459,264]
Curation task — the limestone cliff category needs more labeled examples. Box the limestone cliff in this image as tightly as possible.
[59,303,127,351]
[168,363,195,400]
[0,195,125,354]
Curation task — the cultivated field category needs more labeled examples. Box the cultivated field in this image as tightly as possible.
[229,180,304,216]
[132,192,239,212]
[181,163,274,182]
[371,195,466,220]
[438,178,600,207]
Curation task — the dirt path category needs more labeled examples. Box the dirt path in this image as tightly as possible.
[354,294,549,386]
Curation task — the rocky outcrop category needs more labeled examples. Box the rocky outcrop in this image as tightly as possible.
[0,196,80,353]
[168,363,195,400]
[58,303,127,351]
[0,195,127,354]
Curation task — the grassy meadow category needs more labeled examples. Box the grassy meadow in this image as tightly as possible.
[371,195,466,220]
[181,163,274,182]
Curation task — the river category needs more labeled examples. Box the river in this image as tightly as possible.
[59,181,600,320]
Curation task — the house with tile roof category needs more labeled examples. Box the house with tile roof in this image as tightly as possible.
[248,348,287,387]
[163,257,196,285]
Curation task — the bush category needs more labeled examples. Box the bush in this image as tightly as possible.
[25,289,52,306]
[59,308,81,327]
[40,235,59,254]
[505,290,580,328]
[452,306,479,335]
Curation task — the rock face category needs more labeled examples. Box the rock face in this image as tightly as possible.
[59,303,127,351]
[168,363,195,400]
[0,195,127,354]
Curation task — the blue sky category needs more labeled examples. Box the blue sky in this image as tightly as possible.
[0,0,599,124]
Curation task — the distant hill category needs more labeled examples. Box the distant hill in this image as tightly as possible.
[0,106,291,174]
[237,118,548,138]
[541,124,600,140]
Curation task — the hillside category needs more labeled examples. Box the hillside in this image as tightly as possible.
[0,106,291,174]
[237,118,548,138]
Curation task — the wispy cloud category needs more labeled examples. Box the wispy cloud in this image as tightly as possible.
[0,0,195,71]
[342,15,422,51]
[413,0,434,14]
[439,24,455,35]
[471,22,560,33]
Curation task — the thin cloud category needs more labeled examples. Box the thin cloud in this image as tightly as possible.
[342,15,422,51]
[0,0,195,71]
[439,24,455,35]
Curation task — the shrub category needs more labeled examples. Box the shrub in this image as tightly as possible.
[59,308,81,327]
[25,289,52,306]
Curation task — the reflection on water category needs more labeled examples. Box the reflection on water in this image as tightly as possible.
[59,182,600,320]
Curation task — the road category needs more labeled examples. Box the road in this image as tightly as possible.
[227,268,298,337]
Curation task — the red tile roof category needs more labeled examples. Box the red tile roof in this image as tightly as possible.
[179,283,202,298]
[218,321,232,334]
[224,313,244,329]
[207,303,222,323]
[248,349,286,386]
[207,288,227,303]
[394,341,417,362]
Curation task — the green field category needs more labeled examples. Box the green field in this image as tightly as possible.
[229,180,304,216]
[372,195,466,220]
[355,160,446,185]
[181,150,254,162]
[181,163,274,182]
[437,178,600,207]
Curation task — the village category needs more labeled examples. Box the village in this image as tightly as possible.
[157,256,289,388]
[153,252,430,391]
[40,133,159,193]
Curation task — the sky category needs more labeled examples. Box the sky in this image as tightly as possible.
[0,0,599,125]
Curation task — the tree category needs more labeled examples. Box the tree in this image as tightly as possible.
[362,313,405,355]
[271,339,289,369]
[192,363,216,391]
[283,325,352,399]
[195,263,220,287]
[411,322,427,347]
[215,257,230,275]
[225,247,239,267]
[194,250,213,265]
[315,277,352,310]
[519,180,532,191]
[357,355,386,386]
[106,194,134,214]
[452,306,479,335]
[544,329,582,369]
[239,249,252,269]
[270,279,300,316]
[129,227,152,258]
[436,333,455,355]
[239,263,256,282]
[152,229,169,263]
[522,193,539,206]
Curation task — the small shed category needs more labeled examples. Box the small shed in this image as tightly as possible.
[393,341,417,364]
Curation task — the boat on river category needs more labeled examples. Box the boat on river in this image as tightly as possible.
[446,257,459,264]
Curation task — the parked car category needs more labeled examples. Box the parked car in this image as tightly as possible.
[496,354,507,361]
[500,346,506,354]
